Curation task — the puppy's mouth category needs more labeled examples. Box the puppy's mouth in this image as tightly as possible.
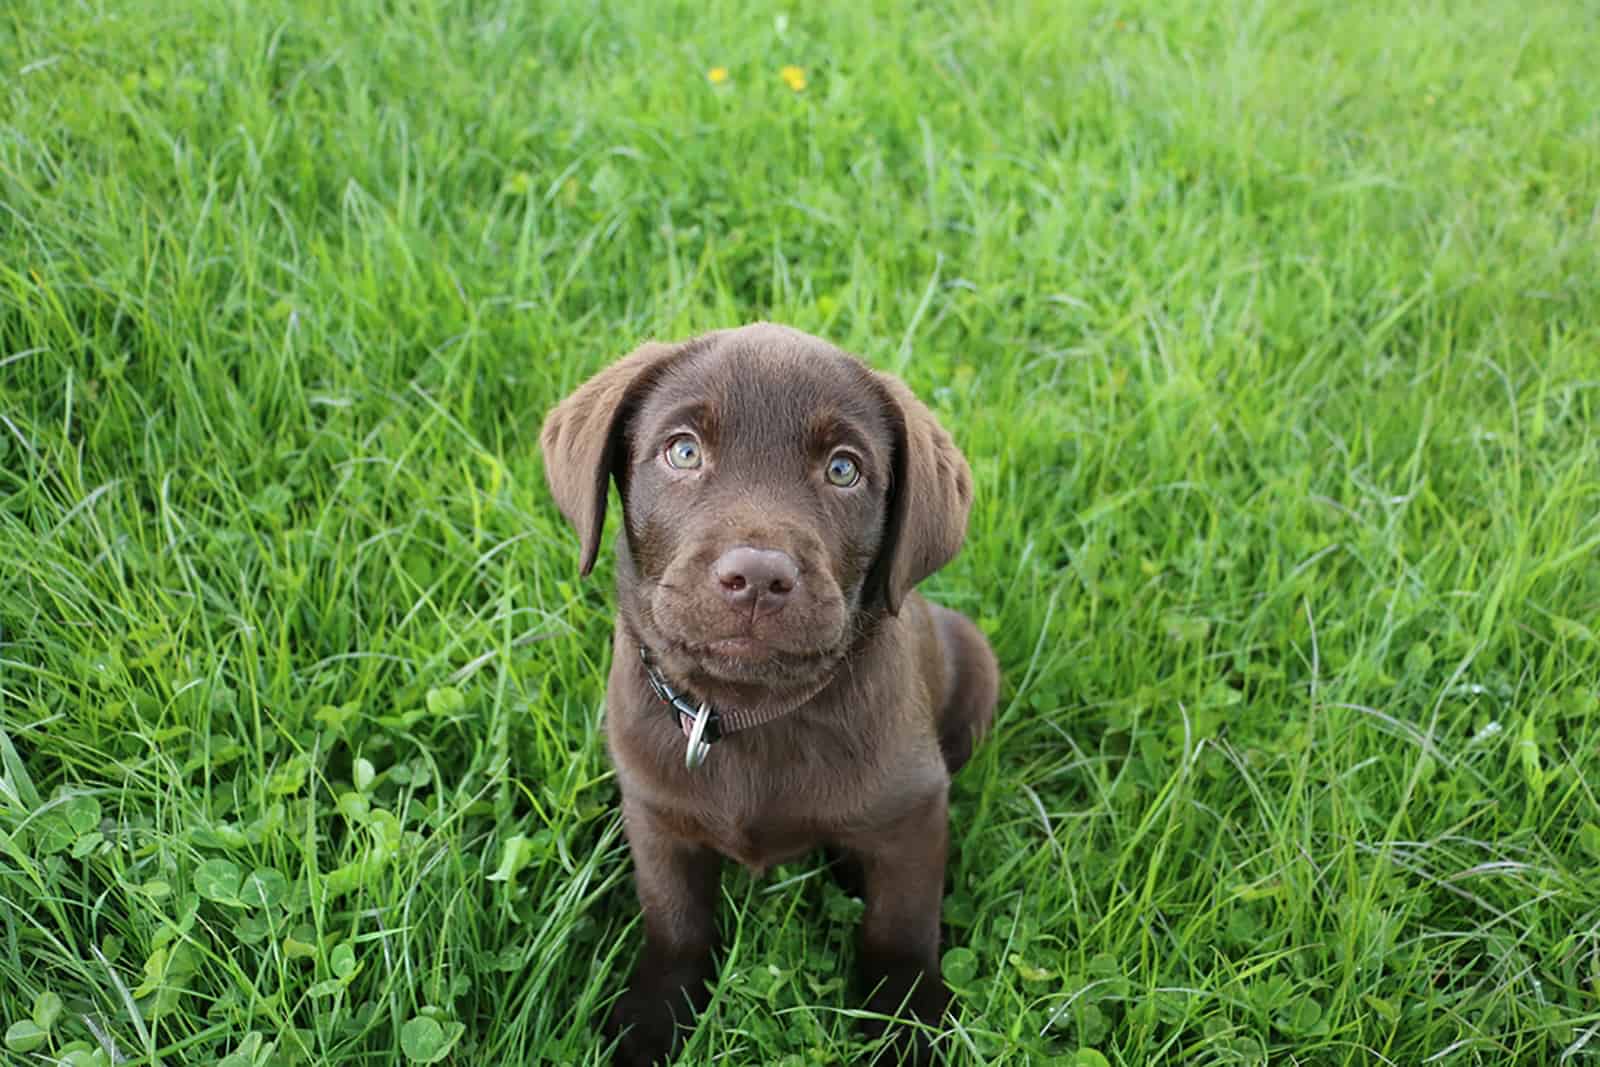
[645,612,848,696]
[702,636,768,660]
[672,633,839,683]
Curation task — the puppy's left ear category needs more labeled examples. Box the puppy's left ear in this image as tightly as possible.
[539,340,685,576]
[868,371,974,615]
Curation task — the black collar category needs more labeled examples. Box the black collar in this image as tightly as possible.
[639,646,723,745]
[634,641,837,770]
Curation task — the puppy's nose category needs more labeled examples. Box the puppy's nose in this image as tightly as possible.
[713,546,799,608]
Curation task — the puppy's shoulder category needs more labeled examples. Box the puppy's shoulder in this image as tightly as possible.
[866,591,948,706]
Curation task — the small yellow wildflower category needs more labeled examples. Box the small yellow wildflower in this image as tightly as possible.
[707,67,729,84]
[780,65,806,92]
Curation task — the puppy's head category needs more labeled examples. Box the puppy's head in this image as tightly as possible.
[540,324,972,703]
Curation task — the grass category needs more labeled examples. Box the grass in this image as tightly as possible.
[2,0,1598,1063]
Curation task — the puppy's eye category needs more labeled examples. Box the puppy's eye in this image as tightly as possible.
[824,452,860,487]
[664,435,703,470]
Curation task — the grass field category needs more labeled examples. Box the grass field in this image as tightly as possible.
[3,0,1599,1063]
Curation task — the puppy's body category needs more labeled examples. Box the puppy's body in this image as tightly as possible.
[609,594,978,872]
[540,324,998,1065]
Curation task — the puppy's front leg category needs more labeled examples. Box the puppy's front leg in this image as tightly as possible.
[850,792,952,1062]
[608,799,721,1067]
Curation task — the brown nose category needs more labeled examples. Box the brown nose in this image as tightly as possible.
[713,546,799,609]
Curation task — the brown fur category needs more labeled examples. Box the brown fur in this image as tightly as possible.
[540,323,999,1065]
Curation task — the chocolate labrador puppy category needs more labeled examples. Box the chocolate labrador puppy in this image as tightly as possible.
[540,323,998,1065]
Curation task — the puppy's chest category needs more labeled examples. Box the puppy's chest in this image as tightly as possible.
[669,789,825,873]
[628,726,937,873]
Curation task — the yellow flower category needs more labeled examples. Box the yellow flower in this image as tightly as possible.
[780,65,806,92]
[707,67,729,84]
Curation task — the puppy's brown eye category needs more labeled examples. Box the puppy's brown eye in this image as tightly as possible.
[825,453,860,487]
[665,435,703,470]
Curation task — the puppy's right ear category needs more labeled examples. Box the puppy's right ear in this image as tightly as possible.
[539,341,684,575]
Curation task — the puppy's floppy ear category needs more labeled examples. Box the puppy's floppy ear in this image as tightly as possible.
[539,341,684,575]
[868,371,974,615]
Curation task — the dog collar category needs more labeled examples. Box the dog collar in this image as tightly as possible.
[639,647,721,770]
[636,645,835,771]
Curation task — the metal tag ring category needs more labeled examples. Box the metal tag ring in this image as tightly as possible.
[684,702,713,770]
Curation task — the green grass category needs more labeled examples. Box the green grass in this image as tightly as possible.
[2,0,1598,1063]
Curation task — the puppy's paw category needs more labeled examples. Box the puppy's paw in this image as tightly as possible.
[605,990,680,1067]
[860,960,950,1065]
[604,961,713,1067]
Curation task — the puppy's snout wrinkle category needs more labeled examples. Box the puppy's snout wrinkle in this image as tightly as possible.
[713,546,799,611]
